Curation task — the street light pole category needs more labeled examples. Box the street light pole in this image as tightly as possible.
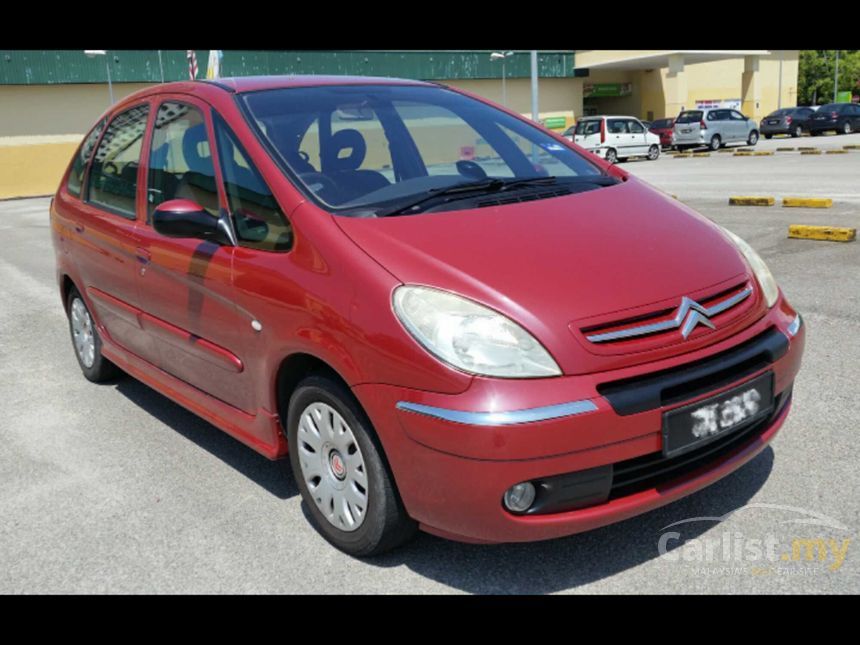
[84,50,113,106]
[777,50,783,109]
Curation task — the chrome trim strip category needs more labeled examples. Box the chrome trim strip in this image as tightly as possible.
[395,399,598,426]
[586,286,753,343]
[787,314,802,337]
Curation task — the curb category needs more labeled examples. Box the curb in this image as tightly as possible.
[776,147,795,151]
[733,151,754,156]
[800,150,822,155]
[754,151,774,156]
[692,152,710,157]
[826,150,849,154]
[788,225,856,242]
[729,196,775,206]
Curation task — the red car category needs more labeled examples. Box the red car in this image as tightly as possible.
[51,76,804,556]
[649,117,676,148]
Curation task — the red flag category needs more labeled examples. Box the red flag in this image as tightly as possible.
[186,50,198,81]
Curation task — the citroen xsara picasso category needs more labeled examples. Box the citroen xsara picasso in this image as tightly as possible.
[51,76,805,556]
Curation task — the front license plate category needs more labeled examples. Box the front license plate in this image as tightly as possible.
[662,372,774,458]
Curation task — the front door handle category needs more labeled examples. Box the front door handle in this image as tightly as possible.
[74,224,85,234]
[135,247,151,265]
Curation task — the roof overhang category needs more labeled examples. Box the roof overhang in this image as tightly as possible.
[576,51,772,71]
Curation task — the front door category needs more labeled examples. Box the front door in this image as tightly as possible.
[134,97,253,413]
[626,119,648,155]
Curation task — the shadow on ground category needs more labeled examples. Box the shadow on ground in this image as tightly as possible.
[113,377,298,501]
[111,370,773,594]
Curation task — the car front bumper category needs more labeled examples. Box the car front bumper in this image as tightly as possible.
[353,297,805,544]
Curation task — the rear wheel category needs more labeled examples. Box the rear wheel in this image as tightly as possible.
[604,148,618,164]
[647,144,660,160]
[792,124,803,138]
[287,374,417,557]
[747,130,759,146]
[709,135,722,151]
[843,121,853,135]
[66,287,120,383]
[764,133,773,139]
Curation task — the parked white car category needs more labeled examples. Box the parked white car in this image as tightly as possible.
[571,116,661,163]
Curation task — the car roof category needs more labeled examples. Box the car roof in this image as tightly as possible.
[580,115,642,120]
[205,75,435,93]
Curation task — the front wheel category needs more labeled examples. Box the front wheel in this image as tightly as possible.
[647,144,660,160]
[747,130,759,146]
[66,287,120,383]
[287,374,417,557]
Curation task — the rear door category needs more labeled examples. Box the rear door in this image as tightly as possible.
[74,102,154,361]
[134,95,254,413]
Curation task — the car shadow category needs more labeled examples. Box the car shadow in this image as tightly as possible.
[112,376,298,501]
[364,447,775,594]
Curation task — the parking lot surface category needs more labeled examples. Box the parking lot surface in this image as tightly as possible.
[1,135,859,593]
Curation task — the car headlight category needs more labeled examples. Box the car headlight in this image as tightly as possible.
[720,227,779,307]
[392,285,561,378]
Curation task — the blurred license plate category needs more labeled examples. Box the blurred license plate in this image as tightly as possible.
[681,128,691,133]
[662,372,774,457]
[767,120,779,125]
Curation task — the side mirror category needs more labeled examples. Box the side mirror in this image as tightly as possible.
[152,199,230,245]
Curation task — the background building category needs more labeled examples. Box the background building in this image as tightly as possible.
[0,50,799,198]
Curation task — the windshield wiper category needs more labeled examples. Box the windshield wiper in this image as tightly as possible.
[376,176,558,217]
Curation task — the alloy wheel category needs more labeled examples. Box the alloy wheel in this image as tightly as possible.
[70,297,96,368]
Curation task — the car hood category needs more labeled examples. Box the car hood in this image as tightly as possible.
[334,177,762,374]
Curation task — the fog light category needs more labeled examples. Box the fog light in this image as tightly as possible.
[503,482,536,513]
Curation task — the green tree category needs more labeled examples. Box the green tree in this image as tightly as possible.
[799,50,860,105]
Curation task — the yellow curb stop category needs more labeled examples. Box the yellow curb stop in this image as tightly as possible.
[783,197,833,208]
[729,196,775,206]
[826,150,848,154]
[733,152,754,156]
[844,145,860,150]
[776,147,795,151]
[801,150,822,155]
[788,225,856,242]
[692,152,710,157]
[754,151,774,156]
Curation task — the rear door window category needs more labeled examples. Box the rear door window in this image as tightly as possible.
[67,119,105,198]
[607,119,628,134]
[575,120,601,135]
[87,104,150,219]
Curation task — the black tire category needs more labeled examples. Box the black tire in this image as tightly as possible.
[747,130,759,146]
[764,133,773,139]
[709,134,721,151]
[843,121,853,135]
[604,148,618,164]
[647,144,660,160]
[811,130,821,136]
[286,374,417,557]
[66,287,120,383]
[792,125,803,138]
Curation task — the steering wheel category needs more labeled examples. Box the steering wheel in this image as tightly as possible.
[298,172,339,196]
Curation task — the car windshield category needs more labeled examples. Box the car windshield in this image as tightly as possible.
[240,84,603,216]
[676,111,704,124]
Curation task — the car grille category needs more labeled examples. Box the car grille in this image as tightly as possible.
[580,280,752,347]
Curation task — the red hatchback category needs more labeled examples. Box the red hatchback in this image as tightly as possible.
[51,76,804,556]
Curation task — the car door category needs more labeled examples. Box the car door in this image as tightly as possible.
[606,118,632,156]
[134,96,255,413]
[73,102,155,362]
[729,110,749,141]
[626,119,648,155]
[573,119,602,150]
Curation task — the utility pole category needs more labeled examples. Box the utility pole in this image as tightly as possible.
[833,50,840,102]
[530,50,539,122]
[777,50,783,109]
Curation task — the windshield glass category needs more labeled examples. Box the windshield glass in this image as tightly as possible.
[240,84,602,216]
[676,110,704,124]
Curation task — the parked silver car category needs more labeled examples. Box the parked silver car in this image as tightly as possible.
[673,108,760,151]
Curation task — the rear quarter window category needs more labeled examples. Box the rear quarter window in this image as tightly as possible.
[67,119,105,198]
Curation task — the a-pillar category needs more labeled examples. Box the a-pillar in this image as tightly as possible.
[742,55,761,118]
[664,54,687,117]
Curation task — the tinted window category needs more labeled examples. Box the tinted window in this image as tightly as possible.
[607,119,628,134]
[575,120,601,135]
[241,84,602,215]
[213,115,293,252]
[88,104,150,219]
[627,120,645,133]
[706,110,723,121]
[730,110,747,121]
[818,104,840,113]
[676,110,703,124]
[651,118,673,129]
[147,102,219,220]
[67,119,105,198]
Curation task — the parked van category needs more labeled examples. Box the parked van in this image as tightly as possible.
[572,116,661,163]
[673,108,760,151]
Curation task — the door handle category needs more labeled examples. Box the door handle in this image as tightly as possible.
[135,247,151,265]
[74,224,85,234]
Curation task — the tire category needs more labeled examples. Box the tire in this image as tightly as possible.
[66,287,120,383]
[843,121,853,135]
[792,125,803,138]
[604,148,618,164]
[747,130,759,146]
[709,135,721,151]
[647,144,660,160]
[286,374,417,557]
[764,133,773,139]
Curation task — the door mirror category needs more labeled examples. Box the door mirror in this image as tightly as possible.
[152,199,230,244]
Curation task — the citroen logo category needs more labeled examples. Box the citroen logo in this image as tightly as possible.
[585,285,753,344]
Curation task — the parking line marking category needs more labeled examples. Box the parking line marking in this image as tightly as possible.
[783,197,833,208]
[788,225,856,242]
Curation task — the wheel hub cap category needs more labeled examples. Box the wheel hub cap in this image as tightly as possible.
[70,298,96,368]
[297,402,368,532]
